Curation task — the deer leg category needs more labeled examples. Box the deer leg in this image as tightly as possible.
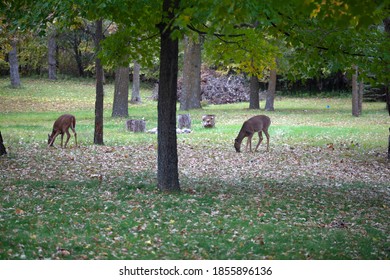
[255,131,263,152]
[264,130,270,152]
[246,134,254,152]
[64,130,71,148]
[48,131,60,147]
[60,133,64,148]
[70,126,77,147]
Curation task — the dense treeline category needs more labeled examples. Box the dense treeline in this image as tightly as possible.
[0,25,356,93]
[0,32,354,94]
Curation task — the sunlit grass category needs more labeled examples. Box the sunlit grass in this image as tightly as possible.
[1,77,388,150]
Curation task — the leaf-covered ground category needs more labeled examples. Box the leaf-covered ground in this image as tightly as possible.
[1,141,389,260]
[0,78,389,259]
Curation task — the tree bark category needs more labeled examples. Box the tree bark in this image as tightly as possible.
[249,75,260,109]
[180,35,202,110]
[8,39,21,88]
[388,128,390,161]
[112,67,129,117]
[48,30,57,80]
[126,119,146,132]
[383,18,390,159]
[352,66,360,117]
[157,0,180,192]
[386,86,390,116]
[177,114,191,129]
[358,81,364,115]
[265,69,277,111]
[131,61,141,104]
[72,34,85,77]
[0,131,6,156]
[94,19,104,145]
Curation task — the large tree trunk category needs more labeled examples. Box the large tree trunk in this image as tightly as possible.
[94,19,104,145]
[8,39,21,88]
[48,30,57,80]
[180,35,202,110]
[112,67,129,117]
[265,69,277,111]
[249,75,260,109]
[157,0,180,192]
[131,61,141,104]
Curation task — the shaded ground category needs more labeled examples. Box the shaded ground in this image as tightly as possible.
[0,143,389,260]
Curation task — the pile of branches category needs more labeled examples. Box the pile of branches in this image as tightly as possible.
[198,69,250,104]
[152,68,250,104]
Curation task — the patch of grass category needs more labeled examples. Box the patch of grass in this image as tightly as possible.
[0,178,388,260]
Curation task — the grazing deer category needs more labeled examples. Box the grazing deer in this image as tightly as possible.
[48,114,77,148]
[234,115,271,153]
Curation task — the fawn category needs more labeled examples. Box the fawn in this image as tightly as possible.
[48,114,77,148]
[234,115,271,153]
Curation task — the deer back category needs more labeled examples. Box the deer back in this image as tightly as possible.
[53,114,75,132]
[246,115,271,132]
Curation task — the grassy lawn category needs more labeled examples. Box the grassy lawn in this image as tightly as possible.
[0,77,389,260]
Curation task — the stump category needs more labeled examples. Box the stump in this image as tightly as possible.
[202,114,216,128]
[0,131,6,156]
[177,114,191,129]
[126,119,146,132]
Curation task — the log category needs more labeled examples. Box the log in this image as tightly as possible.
[0,131,6,156]
[202,114,216,128]
[126,119,146,132]
[177,114,191,129]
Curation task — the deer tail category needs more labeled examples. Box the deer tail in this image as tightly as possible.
[72,116,76,129]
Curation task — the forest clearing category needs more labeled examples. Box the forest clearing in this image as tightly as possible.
[0,78,389,260]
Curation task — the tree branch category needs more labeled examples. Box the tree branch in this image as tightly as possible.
[187,24,246,39]
[266,13,380,59]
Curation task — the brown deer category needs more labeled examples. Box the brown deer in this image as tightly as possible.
[48,114,77,148]
[234,115,271,153]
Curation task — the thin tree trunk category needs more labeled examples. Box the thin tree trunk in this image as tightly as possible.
[358,81,364,115]
[8,39,21,88]
[72,36,84,77]
[352,66,360,117]
[0,131,6,156]
[112,67,129,117]
[131,61,141,104]
[180,35,202,110]
[94,19,104,145]
[386,86,390,116]
[388,128,390,161]
[265,69,277,111]
[157,0,180,192]
[383,18,390,159]
[48,31,57,80]
[249,75,260,109]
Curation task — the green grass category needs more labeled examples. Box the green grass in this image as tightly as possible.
[0,77,389,260]
[1,178,388,259]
